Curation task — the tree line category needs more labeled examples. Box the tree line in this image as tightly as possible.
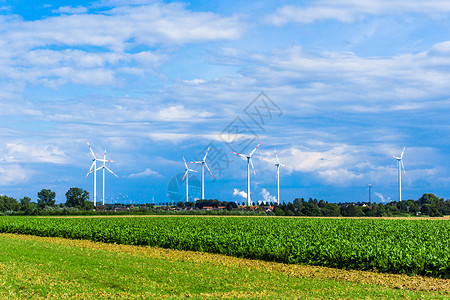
[0,187,92,215]
[1,190,449,217]
[272,193,450,217]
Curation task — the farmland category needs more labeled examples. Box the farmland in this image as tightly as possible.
[1,233,450,299]
[1,216,450,278]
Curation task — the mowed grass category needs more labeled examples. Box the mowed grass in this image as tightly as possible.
[1,233,449,299]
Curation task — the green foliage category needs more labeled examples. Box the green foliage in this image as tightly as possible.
[302,202,323,216]
[195,199,222,209]
[419,193,440,205]
[37,189,56,209]
[0,196,19,212]
[65,187,92,210]
[430,207,443,217]
[1,216,450,278]
[322,203,341,217]
[2,234,444,299]
[340,204,364,217]
[274,207,285,216]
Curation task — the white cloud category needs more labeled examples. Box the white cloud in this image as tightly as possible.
[261,188,276,203]
[233,188,247,199]
[156,105,213,121]
[0,2,245,88]
[128,168,162,178]
[0,164,32,185]
[267,1,450,26]
[217,44,450,114]
[183,79,206,85]
[374,192,390,203]
[260,144,387,186]
[281,145,357,173]
[3,143,67,164]
[317,169,364,185]
[52,6,89,14]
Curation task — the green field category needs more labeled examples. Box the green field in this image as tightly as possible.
[1,233,449,299]
[1,216,450,277]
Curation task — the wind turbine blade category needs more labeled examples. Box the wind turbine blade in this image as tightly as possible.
[86,161,95,177]
[401,146,406,159]
[393,155,400,159]
[183,157,188,169]
[250,158,256,177]
[105,166,119,178]
[97,159,115,163]
[104,149,106,160]
[275,150,280,164]
[86,140,96,159]
[276,166,279,178]
[182,170,188,181]
[401,160,406,175]
[188,169,197,173]
[204,162,213,177]
[249,142,261,157]
[232,152,247,159]
[203,145,211,161]
[189,161,202,164]
[280,164,287,168]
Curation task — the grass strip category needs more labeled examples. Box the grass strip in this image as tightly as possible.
[0,233,449,299]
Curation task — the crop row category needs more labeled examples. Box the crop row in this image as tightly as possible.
[0,216,449,278]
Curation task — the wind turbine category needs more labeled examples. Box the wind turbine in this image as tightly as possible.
[275,150,287,205]
[96,148,118,206]
[182,157,197,202]
[189,146,213,199]
[86,140,99,206]
[392,146,406,202]
[232,142,261,206]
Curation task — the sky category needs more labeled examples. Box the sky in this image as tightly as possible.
[1,0,450,205]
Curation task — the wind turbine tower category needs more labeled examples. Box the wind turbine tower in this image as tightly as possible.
[232,142,261,206]
[183,157,197,202]
[97,149,118,206]
[86,140,99,206]
[392,146,406,202]
[275,150,287,205]
[189,146,213,199]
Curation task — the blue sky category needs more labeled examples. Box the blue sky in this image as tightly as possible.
[1,0,450,205]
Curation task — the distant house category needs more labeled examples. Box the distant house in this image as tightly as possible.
[95,205,107,211]
[203,206,214,211]
[265,206,274,212]
[114,206,129,212]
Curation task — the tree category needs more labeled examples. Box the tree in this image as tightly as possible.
[430,206,443,217]
[37,189,56,209]
[19,197,31,211]
[302,202,322,216]
[418,193,440,205]
[274,207,285,216]
[176,201,185,208]
[421,203,431,215]
[226,202,237,210]
[340,204,364,217]
[321,203,341,217]
[65,187,92,210]
[0,195,19,212]
[195,199,220,209]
